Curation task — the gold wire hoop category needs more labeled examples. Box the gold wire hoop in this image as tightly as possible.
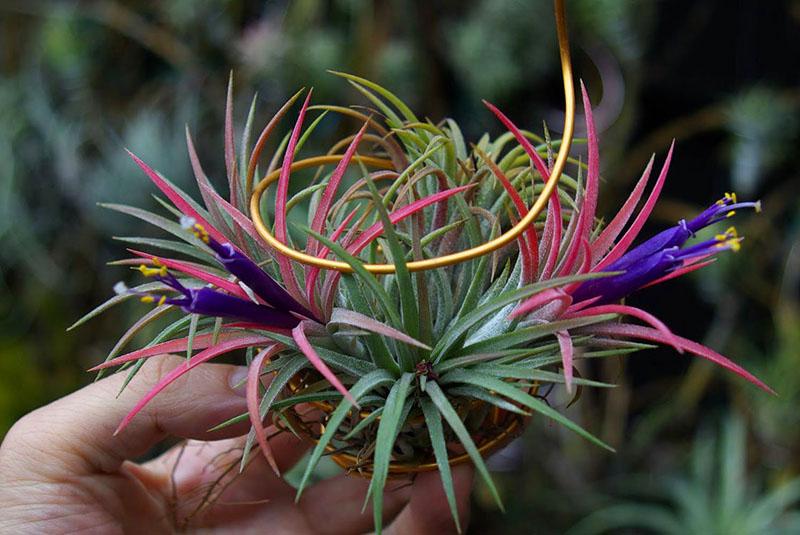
[250,0,574,274]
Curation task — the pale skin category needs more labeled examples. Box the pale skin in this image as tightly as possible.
[0,355,473,534]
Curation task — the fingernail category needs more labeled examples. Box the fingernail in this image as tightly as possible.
[228,366,248,397]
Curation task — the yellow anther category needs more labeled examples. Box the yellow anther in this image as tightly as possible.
[726,226,738,237]
[140,295,155,303]
[192,224,210,244]
[726,210,736,218]
[151,257,163,267]
[158,295,167,306]
[724,192,737,203]
[138,264,167,277]
[755,201,762,213]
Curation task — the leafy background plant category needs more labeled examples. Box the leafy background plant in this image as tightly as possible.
[1,0,798,532]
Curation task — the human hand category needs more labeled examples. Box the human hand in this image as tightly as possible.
[0,355,473,534]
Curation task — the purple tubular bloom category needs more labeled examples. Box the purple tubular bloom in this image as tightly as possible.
[154,273,300,329]
[572,194,758,305]
[685,193,761,233]
[193,224,318,321]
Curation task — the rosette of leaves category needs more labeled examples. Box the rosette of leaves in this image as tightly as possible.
[73,73,769,532]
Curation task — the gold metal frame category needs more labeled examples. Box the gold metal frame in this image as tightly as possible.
[249,0,574,274]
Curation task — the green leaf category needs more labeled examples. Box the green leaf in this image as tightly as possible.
[298,225,403,329]
[186,314,200,362]
[257,331,375,377]
[68,279,198,331]
[329,71,417,123]
[296,369,395,499]
[432,273,618,361]
[426,380,504,511]
[458,314,617,355]
[113,236,216,264]
[100,203,214,253]
[343,407,384,440]
[473,365,616,387]
[364,173,419,368]
[240,355,309,471]
[420,398,463,533]
[440,369,614,451]
[447,385,531,416]
[368,372,414,534]
[339,274,401,375]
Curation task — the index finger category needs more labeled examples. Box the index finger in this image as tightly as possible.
[0,355,251,478]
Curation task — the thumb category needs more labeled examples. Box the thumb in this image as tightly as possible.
[1,355,250,477]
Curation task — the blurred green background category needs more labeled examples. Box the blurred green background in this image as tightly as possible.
[1,0,799,532]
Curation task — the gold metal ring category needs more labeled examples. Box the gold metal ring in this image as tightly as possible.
[250,0,574,274]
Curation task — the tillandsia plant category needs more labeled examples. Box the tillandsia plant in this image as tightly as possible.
[70,71,773,532]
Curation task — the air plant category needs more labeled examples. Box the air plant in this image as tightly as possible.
[71,69,770,532]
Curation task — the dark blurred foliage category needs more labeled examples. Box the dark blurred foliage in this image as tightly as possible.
[1,0,799,531]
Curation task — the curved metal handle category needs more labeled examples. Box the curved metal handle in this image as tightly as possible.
[250,0,574,274]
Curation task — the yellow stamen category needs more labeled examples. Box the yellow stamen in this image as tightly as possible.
[138,264,167,277]
[140,295,155,303]
[192,224,210,244]
[158,295,167,306]
[726,210,736,218]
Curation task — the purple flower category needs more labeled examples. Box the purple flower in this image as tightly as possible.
[185,217,318,320]
[572,194,760,305]
[122,216,319,329]
[129,264,300,329]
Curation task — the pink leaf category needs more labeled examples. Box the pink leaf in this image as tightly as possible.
[483,100,550,180]
[510,288,572,319]
[114,335,273,435]
[567,304,682,353]
[330,308,431,350]
[594,142,674,271]
[292,321,358,407]
[556,330,574,393]
[475,147,538,280]
[246,89,305,197]
[578,83,601,244]
[126,150,229,245]
[273,90,314,304]
[321,185,475,305]
[539,180,563,281]
[559,83,601,276]
[307,121,369,256]
[562,239,593,293]
[346,185,475,255]
[305,207,359,315]
[584,323,774,394]
[90,332,245,371]
[223,322,292,333]
[185,127,231,233]
[225,73,240,207]
[591,156,654,262]
[198,179,273,252]
[641,258,716,289]
[247,344,284,476]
